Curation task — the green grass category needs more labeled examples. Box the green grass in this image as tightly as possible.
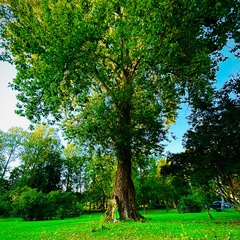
[0,209,240,239]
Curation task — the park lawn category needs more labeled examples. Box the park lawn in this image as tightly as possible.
[0,209,239,239]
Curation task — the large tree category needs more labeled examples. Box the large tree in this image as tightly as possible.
[1,0,239,220]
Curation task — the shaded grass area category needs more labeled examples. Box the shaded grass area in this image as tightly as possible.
[0,209,239,239]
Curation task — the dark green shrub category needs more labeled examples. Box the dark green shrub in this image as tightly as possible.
[12,188,44,220]
[12,188,82,220]
[0,198,11,217]
[56,192,82,219]
[177,195,202,213]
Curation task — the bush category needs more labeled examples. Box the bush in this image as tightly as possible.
[177,195,202,213]
[56,192,82,219]
[0,198,11,217]
[12,188,82,220]
[12,188,44,220]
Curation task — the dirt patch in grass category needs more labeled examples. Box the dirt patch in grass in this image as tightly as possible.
[229,220,240,225]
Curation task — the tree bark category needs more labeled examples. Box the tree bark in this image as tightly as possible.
[106,148,144,221]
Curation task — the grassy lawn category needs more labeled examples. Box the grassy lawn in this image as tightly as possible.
[0,209,239,239]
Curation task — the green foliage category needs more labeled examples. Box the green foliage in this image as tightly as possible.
[0,201,10,217]
[14,125,63,193]
[0,125,113,216]
[56,191,83,219]
[0,194,11,217]
[177,195,202,213]
[1,0,235,156]
[133,156,160,207]
[165,77,240,210]
[11,188,82,221]
[12,188,44,221]
[0,177,12,217]
[134,157,183,209]
[62,143,87,192]
[83,153,114,210]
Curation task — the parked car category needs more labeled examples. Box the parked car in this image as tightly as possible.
[212,201,231,209]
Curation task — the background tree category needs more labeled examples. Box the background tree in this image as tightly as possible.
[133,157,190,212]
[62,143,87,193]
[14,125,63,193]
[155,159,186,209]
[84,153,114,211]
[133,156,159,213]
[164,76,240,211]
[0,127,26,179]
[1,0,239,220]
[0,128,26,217]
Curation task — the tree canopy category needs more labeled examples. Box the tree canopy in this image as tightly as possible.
[1,0,239,220]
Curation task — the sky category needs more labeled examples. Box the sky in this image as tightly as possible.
[166,42,240,153]
[0,43,240,154]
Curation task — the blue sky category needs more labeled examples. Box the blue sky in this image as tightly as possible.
[162,42,240,153]
[0,43,240,153]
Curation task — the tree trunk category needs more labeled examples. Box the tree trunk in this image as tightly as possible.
[105,84,143,221]
[106,149,144,221]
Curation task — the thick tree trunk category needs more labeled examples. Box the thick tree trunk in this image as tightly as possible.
[106,149,144,221]
[105,85,143,221]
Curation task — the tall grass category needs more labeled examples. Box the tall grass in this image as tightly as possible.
[0,209,239,239]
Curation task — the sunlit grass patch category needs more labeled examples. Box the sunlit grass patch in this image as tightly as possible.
[0,209,239,239]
